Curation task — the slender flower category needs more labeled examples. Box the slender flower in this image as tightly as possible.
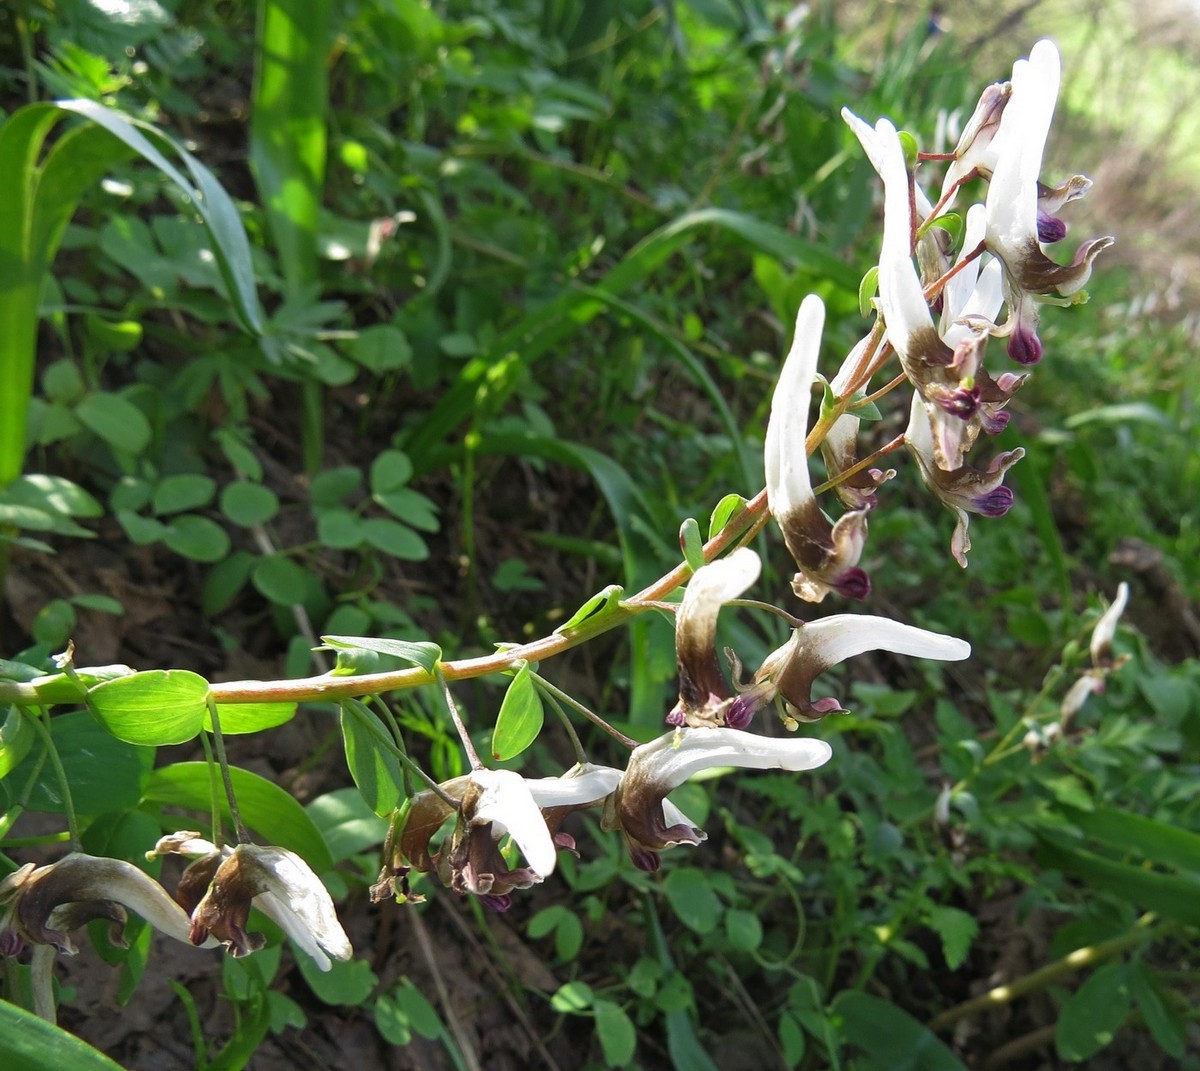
[766,296,871,603]
[0,852,211,956]
[730,611,970,727]
[670,547,762,727]
[939,81,1011,204]
[983,40,1114,363]
[1060,582,1133,724]
[150,834,351,971]
[604,728,833,870]
[904,394,1025,567]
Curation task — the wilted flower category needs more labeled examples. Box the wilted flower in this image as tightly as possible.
[983,40,1114,364]
[389,766,617,910]
[730,608,971,726]
[150,834,351,971]
[670,547,762,727]
[939,81,1011,204]
[0,852,206,957]
[604,727,833,870]
[1059,582,1131,723]
[766,295,871,603]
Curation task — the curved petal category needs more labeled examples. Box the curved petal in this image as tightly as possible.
[629,727,833,789]
[799,615,971,668]
[526,763,622,808]
[469,769,557,879]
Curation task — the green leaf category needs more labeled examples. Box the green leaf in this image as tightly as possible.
[253,554,310,605]
[369,449,414,493]
[0,705,35,778]
[679,517,704,573]
[0,710,153,815]
[350,324,411,372]
[219,481,280,527]
[555,584,626,634]
[926,905,979,970]
[320,636,442,673]
[551,980,595,1013]
[88,669,210,746]
[74,391,152,454]
[5,474,102,517]
[663,867,723,934]
[360,517,428,559]
[1129,960,1186,1059]
[296,953,377,1006]
[206,702,296,735]
[833,991,969,1071]
[163,514,230,563]
[1064,805,1200,877]
[1055,962,1132,1061]
[145,762,332,871]
[594,999,637,1068]
[491,662,544,761]
[724,908,763,952]
[707,493,746,541]
[306,788,388,863]
[152,474,217,515]
[375,979,444,1045]
[340,700,404,816]
[316,507,365,549]
[858,264,879,318]
[0,1001,126,1070]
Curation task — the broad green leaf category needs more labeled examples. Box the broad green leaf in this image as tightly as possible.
[321,636,442,673]
[253,554,310,605]
[555,584,626,634]
[1036,833,1200,927]
[594,999,637,1067]
[1055,962,1132,1062]
[4,474,102,517]
[833,991,969,1071]
[145,762,332,871]
[316,507,364,549]
[0,1001,126,1070]
[206,701,297,735]
[369,449,414,493]
[375,979,444,1045]
[0,710,153,814]
[88,669,210,745]
[152,473,217,515]
[296,953,377,1005]
[372,487,439,531]
[360,517,428,560]
[663,867,723,934]
[219,481,280,526]
[306,788,388,863]
[724,909,763,952]
[551,980,595,1013]
[163,514,230,562]
[858,264,879,318]
[340,700,404,816]
[491,662,544,762]
[1064,805,1200,877]
[74,391,152,454]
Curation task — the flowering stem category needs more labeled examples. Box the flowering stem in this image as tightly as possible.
[205,698,249,843]
[531,673,637,750]
[436,667,482,770]
[535,685,589,763]
[812,433,906,496]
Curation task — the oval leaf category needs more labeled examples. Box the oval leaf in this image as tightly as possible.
[491,663,544,761]
[88,669,210,745]
[339,701,404,817]
[320,636,442,674]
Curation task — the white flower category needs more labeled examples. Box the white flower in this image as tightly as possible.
[604,727,833,869]
[766,295,871,603]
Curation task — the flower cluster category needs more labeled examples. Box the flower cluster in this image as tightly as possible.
[0,836,351,986]
[828,39,1113,567]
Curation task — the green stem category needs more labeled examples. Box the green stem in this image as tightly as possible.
[206,699,248,843]
[927,913,1165,1032]
[435,669,482,770]
[532,674,632,752]
[21,710,79,849]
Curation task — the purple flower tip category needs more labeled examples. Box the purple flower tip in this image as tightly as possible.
[0,930,24,958]
[975,486,1015,517]
[1007,327,1043,366]
[981,409,1012,435]
[481,894,514,913]
[1037,210,1068,244]
[938,387,981,418]
[811,696,843,715]
[630,845,662,873]
[834,567,871,601]
[665,706,687,727]
[725,695,756,730]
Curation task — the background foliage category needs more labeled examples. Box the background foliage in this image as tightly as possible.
[1,0,1198,1068]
